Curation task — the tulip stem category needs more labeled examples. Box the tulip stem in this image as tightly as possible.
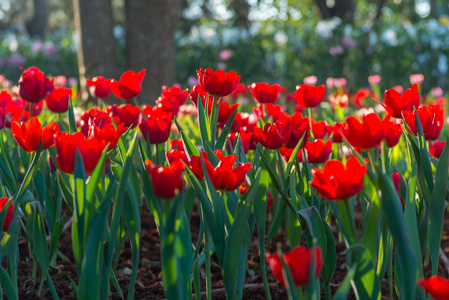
[308,108,314,139]
[343,198,358,245]
[204,227,212,300]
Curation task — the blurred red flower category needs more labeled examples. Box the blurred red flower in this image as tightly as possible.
[430,141,445,158]
[338,113,385,151]
[266,246,322,287]
[294,84,326,108]
[382,83,420,118]
[248,82,281,104]
[108,70,146,100]
[418,276,449,300]
[109,104,141,128]
[45,87,72,113]
[0,198,14,232]
[253,119,292,150]
[139,106,172,144]
[402,104,445,141]
[86,76,112,99]
[305,139,332,164]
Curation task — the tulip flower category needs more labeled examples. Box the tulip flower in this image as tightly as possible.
[11,117,59,152]
[0,108,5,130]
[139,106,172,144]
[170,139,184,151]
[381,83,420,118]
[145,160,185,199]
[248,82,281,104]
[392,171,405,210]
[196,68,241,97]
[280,113,310,149]
[253,118,292,150]
[279,146,303,163]
[166,149,189,166]
[265,103,284,122]
[402,105,445,141]
[310,157,367,200]
[0,198,14,232]
[55,132,108,174]
[239,182,250,196]
[227,129,252,154]
[45,87,72,113]
[418,276,449,300]
[86,76,112,99]
[88,122,127,151]
[109,104,141,128]
[329,123,343,143]
[383,119,403,148]
[305,139,332,164]
[189,150,251,192]
[18,67,55,103]
[294,84,326,108]
[156,85,189,115]
[430,141,445,158]
[108,70,146,100]
[305,118,328,139]
[0,89,12,107]
[266,246,322,287]
[267,191,273,210]
[338,113,385,151]
[80,107,120,136]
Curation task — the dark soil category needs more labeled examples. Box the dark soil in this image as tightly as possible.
[11,201,449,300]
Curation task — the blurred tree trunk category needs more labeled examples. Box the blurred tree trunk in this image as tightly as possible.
[73,0,118,103]
[26,0,48,38]
[125,0,178,104]
[314,0,354,20]
[231,0,250,28]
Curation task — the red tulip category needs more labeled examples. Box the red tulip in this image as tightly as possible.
[55,132,108,174]
[338,113,385,151]
[0,198,14,232]
[310,157,367,200]
[88,122,127,151]
[253,119,292,150]
[45,87,71,113]
[392,171,405,210]
[145,160,184,199]
[266,246,322,287]
[108,70,146,100]
[330,124,343,143]
[267,191,273,211]
[281,112,310,149]
[294,84,326,108]
[402,105,445,141]
[265,103,284,122]
[0,89,12,108]
[384,120,403,148]
[239,182,250,196]
[166,149,189,166]
[196,68,241,97]
[230,83,247,99]
[156,85,189,115]
[307,118,328,139]
[109,104,141,128]
[305,139,332,163]
[139,106,172,144]
[86,76,112,99]
[248,82,281,104]
[189,150,251,192]
[80,107,119,136]
[0,108,5,130]
[170,139,185,151]
[418,276,449,300]
[279,146,303,163]
[11,117,59,152]
[382,83,420,118]
[430,141,445,158]
[189,84,211,106]
[217,101,239,124]
[18,67,55,103]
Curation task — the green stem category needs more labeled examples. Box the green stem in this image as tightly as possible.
[204,227,212,300]
[325,284,331,300]
[308,107,314,139]
[387,245,393,299]
[343,198,358,244]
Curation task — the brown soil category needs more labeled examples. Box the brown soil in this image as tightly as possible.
[11,201,449,300]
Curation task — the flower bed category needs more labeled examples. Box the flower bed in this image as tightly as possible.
[0,67,448,299]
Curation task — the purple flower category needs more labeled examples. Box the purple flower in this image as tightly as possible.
[329,45,344,56]
[8,55,26,67]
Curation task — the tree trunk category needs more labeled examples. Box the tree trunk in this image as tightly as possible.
[314,0,355,20]
[125,0,178,105]
[231,0,251,28]
[26,0,48,38]
[73,0,118,103]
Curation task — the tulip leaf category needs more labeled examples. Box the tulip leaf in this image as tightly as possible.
[428,135,449,275]
[278,248,300,300]
[68,97,77,134]
[185,166,225,265]
[0,266,17,300]
[404,163,426,300]
[298,207,327,261]
[346,244,380,300]
[332,265,356,300]
[56,171,73,211]
[285,132,306,181]
[48,214,67,264]
[222,169,260,300]
[85,146,109,204]
[174,118,200,158]
[78,192,112,299]
[413,108,434,194]
[377,167,417,300]
[197,95,211,148]
[321,221,336,288]
[215,108,238,151]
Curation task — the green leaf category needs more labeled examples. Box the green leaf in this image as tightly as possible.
[321,221,336,287]
[215,108,238,151]
[297,207,327,261]
[174,118,200,158]
[428,136,449,274]
[413,108,434,193]
[197,95,211,148]
[68,97,77,134]
[332,265,356,300]
[0,266,17,300]
[49,214,67,263]
[222,169,261,300]
[346,245,380,300]
[285,132,305,181]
